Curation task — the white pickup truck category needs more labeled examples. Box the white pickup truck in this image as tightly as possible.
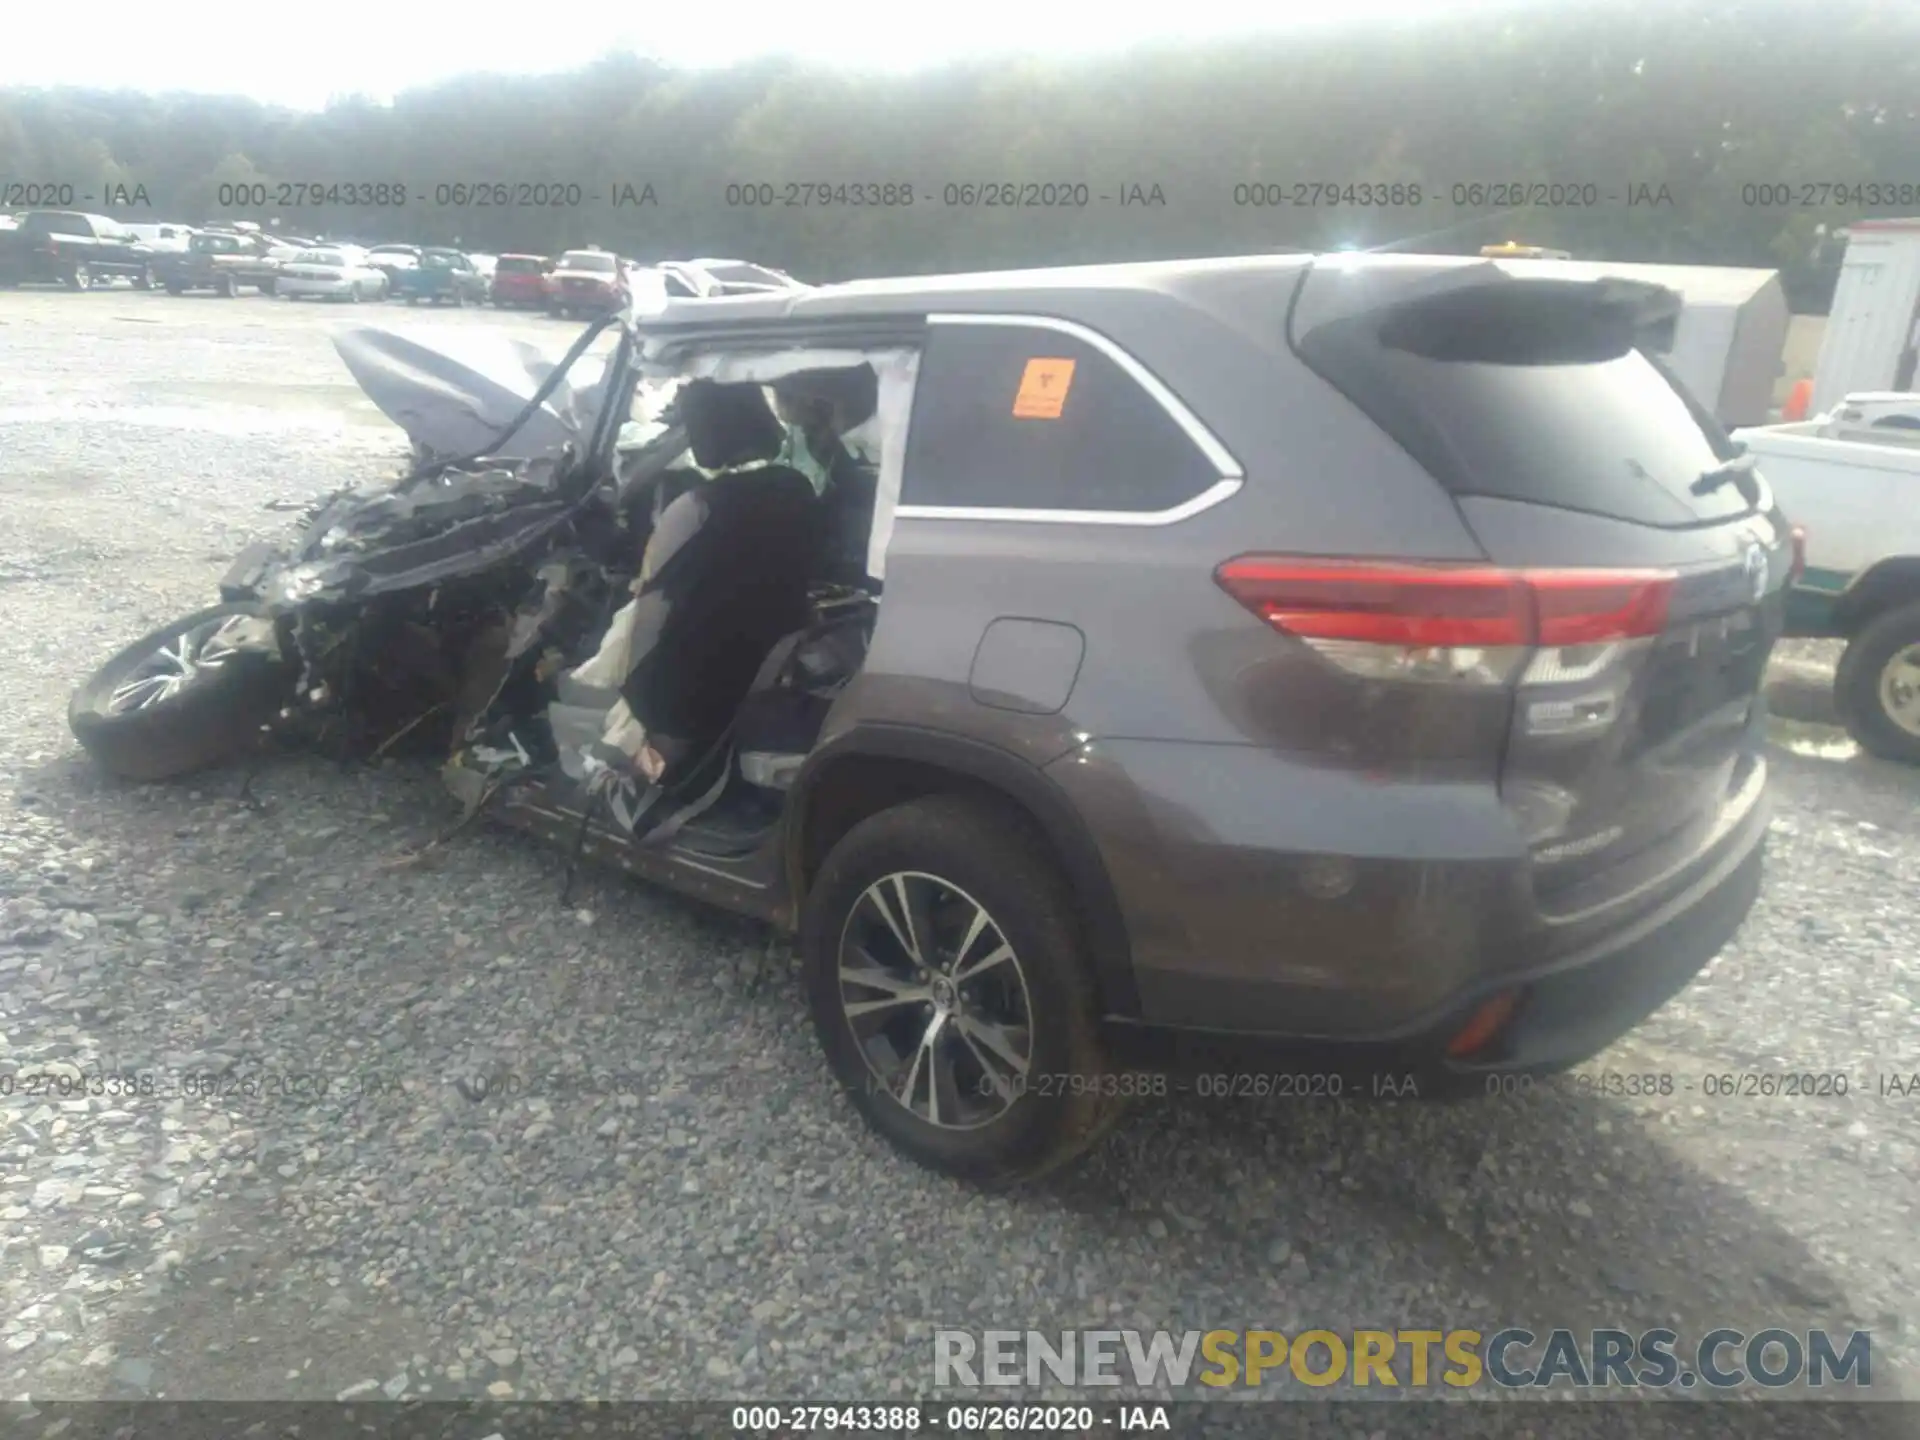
[1733,393,1920,762]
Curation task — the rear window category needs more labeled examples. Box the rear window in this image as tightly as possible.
[561,252,615,273]
[28,212,93,237]
[1296,280,1751,528]
[497,256,542,274]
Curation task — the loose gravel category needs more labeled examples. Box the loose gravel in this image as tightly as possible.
[0,290,1916,1433]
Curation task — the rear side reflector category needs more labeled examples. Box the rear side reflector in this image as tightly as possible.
[1446,989,1523,1059]
[1789,526,1807,584]
[1214,557,1676,686]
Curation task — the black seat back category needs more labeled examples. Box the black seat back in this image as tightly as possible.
[619,382,824,769]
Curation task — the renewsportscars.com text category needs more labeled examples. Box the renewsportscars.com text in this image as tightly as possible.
[934,1328,1873,1390]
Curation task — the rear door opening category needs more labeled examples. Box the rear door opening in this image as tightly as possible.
[1286,266,1789,917]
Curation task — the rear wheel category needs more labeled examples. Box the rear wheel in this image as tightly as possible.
[69,605,290,782]
[134,264,156,291]
[800,795,1125,1184]
[66,263,92,291]
[164,281,185,295]
[216,274,237,297]
[1836,599,1920,764]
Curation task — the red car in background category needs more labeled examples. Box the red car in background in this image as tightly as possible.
[489,253,551,308]
[545,247,629,318]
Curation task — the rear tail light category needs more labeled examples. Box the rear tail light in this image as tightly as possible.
[1214,557,1675,688]
[1788,526,1807,584]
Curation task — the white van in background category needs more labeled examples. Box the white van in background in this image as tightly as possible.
[124,223,195,253]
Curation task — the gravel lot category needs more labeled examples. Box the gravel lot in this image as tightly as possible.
[1,288,1916,1431]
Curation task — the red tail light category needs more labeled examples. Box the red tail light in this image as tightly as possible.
[1214,557,1675,686]
[1788,526,1807,584]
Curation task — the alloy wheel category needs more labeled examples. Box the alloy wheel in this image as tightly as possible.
[1878,642,1920,738]
[835,871,1035,1130]
[106,615,252,715]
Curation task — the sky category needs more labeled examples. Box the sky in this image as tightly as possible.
[1,0,1532,110]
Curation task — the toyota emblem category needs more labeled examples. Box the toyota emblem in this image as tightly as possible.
[1743,544,1768,604]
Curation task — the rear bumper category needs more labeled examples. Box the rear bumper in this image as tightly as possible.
[1104,814,1766,1090]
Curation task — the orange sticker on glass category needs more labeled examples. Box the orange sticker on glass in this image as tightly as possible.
[1012,357,1076,419]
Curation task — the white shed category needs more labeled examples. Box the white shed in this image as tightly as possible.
[1810,218,1920,415]
[1488,258,1790,428]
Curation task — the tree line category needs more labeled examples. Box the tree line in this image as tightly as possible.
[3,1,1917,310]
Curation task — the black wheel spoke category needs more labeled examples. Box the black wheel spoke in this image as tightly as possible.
[836,870,1034,1131]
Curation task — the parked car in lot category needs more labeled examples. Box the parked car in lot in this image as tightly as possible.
[63,251,1788,1183]
[365,245,422,287]
[1736,392,1920,762]
[546,247,629,317]
[0,210,157,289]
[489,253,551,308]
[154,229,283,296]
[125,222,196,254]
[391,247,489,306]
[680,257,805,294]
[277,247,390,302]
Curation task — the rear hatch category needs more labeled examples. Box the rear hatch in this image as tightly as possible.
[1282,263,1787,919]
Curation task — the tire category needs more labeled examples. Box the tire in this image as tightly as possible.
[67,264,92,291]
[69,604,289,783]
[164,281,185,295]
[258,278,276,297]
[216,274,236,297]
[800,794,1125,1185]
[1834,599,1920,764]
[134,264,156,291]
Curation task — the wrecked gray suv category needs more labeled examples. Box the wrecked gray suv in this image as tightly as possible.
[68,254,1789,1183]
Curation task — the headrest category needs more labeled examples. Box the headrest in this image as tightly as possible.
[775,365,880,432]
[679,380,786,470]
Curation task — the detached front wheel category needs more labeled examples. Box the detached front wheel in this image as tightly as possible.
[1836,601,1920,764]
[69,605,289,782]
[801,795,1126,1185]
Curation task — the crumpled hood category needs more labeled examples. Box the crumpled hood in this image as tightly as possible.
[332,325,614,461]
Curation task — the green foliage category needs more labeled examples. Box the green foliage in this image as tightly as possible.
[1,2,1913,308]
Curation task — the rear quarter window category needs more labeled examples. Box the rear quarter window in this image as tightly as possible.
[901,323,1224,513]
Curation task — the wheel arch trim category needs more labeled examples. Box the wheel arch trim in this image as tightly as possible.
[784,723,1140,1017]
[1833,556,1920,634]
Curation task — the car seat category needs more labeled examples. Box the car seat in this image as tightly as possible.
[618,380,825,787]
